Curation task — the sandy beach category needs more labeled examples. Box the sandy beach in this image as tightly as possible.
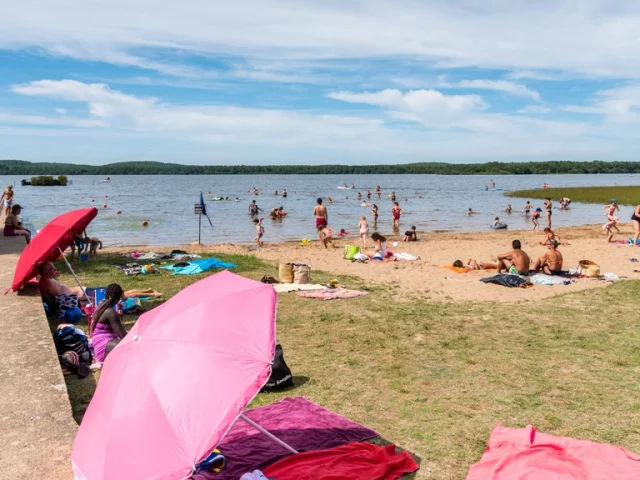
[114,224,640,303]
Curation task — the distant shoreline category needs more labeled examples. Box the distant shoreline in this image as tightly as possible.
[2,159,640,176]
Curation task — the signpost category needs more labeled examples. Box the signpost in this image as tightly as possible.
[194,203,204,244]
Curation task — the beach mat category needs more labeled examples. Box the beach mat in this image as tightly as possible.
[162,257,235,275]
[263,442,419,480]
[192,397,378,480]
[274,283,328,293]
[466,425,640,479]
[480,274,531,288]
[295,287,368,301]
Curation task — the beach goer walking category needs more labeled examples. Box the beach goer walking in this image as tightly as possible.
[392,202,404,232]
[632,204,640,247]
[533,240,564,275]
[91,283,127,363]
[372,204,379,227]
[248,200,262,216]
[314,198,328,243]
[358,215,369,249]
[544,198,553,229]
[253,218,264,247]
[605,200,620,233]
[496,239,530,275]
[531,208,541,231]
[523,201,532,216]
[1,185,14,217]
[3,204,30,244]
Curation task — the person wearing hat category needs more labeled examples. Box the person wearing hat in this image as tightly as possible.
[3,204,30,244]
[533,239,564,275]
[1,185,14,217]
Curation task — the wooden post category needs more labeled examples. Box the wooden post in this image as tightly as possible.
[198,213,202,245]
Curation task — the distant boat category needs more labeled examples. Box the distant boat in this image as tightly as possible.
[337,185,355,190]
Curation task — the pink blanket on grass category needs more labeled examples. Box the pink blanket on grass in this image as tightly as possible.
[192,397,378,480]
[295,288,368,301]
[466,425,640,480]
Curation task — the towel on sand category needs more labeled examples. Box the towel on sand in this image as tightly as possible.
[263,442,419,480]
[466,425,640,479]
[191,397,378,480]
[481,274,531,288]
[296,287,368,301]
[274,283,328,293]
[162,257,235,275]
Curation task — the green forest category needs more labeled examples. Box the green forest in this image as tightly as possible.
[2,159,640,175]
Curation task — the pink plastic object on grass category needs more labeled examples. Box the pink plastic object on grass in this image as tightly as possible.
[71,270,277,480]
[466,425,640,479]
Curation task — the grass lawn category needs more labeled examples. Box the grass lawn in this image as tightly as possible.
[54,253,640,479]
[507,185,640,205]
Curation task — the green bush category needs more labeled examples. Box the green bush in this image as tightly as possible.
[31,175,55,186]
[58,175,68,186]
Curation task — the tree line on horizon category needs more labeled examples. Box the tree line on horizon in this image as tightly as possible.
[1,159,640,176]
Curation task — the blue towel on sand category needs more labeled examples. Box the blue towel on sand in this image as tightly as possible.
[162,257,236,275]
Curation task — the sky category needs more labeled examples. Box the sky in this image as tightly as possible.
[2,1,640,165]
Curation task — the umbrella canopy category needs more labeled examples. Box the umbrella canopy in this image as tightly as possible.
[10,207,98,291]
[71,270,277,480]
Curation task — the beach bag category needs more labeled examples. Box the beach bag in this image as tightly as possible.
[353,253,369,263]
[343,245,360,260]
[55,326,92,365]
[261,344,294,392]
[292,263,311,284]
[578,260,600,277]
[278,263,294,283]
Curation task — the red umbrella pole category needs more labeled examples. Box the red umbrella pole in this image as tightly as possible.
[57,247,89,303]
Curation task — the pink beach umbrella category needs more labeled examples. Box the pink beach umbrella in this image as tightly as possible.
[71,270,289,480]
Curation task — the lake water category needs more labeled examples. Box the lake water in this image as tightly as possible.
[2,174,639,246]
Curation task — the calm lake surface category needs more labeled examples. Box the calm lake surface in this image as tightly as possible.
[2,174,639,246]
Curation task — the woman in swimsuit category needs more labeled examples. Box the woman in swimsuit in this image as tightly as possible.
[391,202,403,232]
[3,204,31,244]
[543,198,552,229]
[365,232,387,260]
[91,283,127,363]
[632,204,640,247]
[358,215,369,249]
[372,204,379,227]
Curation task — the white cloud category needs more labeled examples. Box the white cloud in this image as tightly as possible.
[54,108,67,115]
[562,84,640,122]
[3,1,640,79]
[517,105,552,114]
[450,80,541,101]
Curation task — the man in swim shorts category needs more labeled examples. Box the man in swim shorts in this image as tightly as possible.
[314,198,328,242]
[533,240,564,275]
[1,185,14,216]
[496,239,530,276]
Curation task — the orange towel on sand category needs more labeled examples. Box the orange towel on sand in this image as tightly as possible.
[442,265,469,274]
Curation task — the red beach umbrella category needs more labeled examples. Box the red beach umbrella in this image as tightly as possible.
[9,207,98,292]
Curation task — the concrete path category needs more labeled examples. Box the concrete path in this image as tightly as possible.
[0,229,76,479]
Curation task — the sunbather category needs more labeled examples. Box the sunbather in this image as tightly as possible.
[453,259,498,270]
[496,240,530,275]
[533,240,564,275]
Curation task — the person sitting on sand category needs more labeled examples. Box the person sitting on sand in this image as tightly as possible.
[365,232,390,260]
[496,240,530,275]
[453,259,498,271]
[403,226,418,242]
[37,262,162,313]
[540,227,560,246]
[491,217,506,229]
[505,204,512,214]
[3,204,31,244]
[533,240,564,275]
[91,283,128,363]
[318,225,334,249]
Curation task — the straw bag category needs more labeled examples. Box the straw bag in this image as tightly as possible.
[292,263,312,284]
[578,260,600,277]
[278,263,294,283]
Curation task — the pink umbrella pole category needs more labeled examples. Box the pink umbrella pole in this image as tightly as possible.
[240,414,299,454]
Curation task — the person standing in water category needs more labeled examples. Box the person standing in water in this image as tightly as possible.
[282,189,287,198]
[375,185,382,199]
[248,199,262,216]
[392,202,404,232]
[314,198,328,242]
[390,191,396,201]
[372,204,379,227]
[543,198,553,229]
[357,192,362,201]
[490,179,496,189]
[523,201,532,216]
[367,190,372,200]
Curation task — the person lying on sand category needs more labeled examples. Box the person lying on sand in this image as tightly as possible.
[496,240,530,275]
[533,240,564,275]
[453,259,498,271]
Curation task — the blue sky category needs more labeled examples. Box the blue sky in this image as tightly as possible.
[2,1,640,165]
